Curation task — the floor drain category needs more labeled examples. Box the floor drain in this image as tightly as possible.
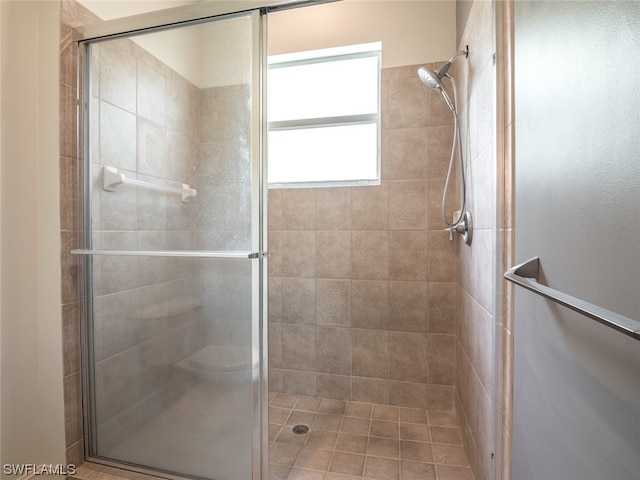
[291,424,310,435]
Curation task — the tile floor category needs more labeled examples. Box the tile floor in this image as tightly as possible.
[269,393,474,480]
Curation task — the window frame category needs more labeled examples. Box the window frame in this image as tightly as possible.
[267,43,382,188]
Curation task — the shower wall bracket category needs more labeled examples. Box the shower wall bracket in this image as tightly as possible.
[102,165,197,202]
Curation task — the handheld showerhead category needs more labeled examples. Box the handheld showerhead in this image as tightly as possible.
[417,46,468,90]
[417,46,468,112]
[417,46,470,240]
[418,67,444,91]
[418,67,456,112]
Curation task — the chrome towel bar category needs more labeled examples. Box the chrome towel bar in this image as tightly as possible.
[70,249,268,259]
[504,257,639,340]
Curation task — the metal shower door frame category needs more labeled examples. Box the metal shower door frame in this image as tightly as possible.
[76,6,269,480]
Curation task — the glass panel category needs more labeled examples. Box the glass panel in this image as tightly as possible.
[268,54,379,121]
[268,123,378,183]
[90,14,254,253]
[85,11,262,480]
[91,256,255,479]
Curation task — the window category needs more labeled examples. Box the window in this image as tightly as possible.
[268,42,381,187]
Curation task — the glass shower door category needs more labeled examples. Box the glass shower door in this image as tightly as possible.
[78,10,266,480]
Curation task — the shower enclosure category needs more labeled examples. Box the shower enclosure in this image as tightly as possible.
[73,5,269,479]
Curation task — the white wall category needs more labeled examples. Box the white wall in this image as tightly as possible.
[0,0,66,473]
[134,27,203,86]
[78,0,457,88]
[268,0,457,67]
[198,0,457,87]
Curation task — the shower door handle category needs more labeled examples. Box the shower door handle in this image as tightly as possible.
[504,257,640,340]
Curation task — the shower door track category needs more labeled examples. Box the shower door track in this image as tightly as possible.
[76,0,339,42]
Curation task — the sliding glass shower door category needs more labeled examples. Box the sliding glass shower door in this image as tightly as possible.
[77,9,266,480]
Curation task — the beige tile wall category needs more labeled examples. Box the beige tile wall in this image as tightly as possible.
[268,64,460,411]
[453,2,502,480]
[60,0,95,464]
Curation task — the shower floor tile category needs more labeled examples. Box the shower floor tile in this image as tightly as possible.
[269,394,474,480]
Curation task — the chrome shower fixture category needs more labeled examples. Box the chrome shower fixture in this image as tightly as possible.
[417,45,472,245]
[417,45,468,112]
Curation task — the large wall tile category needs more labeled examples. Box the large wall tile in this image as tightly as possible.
[427,231,457,282]
[351,377,389,405]
[99,101,136,171]
[316,231,352,279]
[99,39,136,113]
[316,188,351,230]
[316,327,352,375]
[389,231,428,281]
[352,231,389,280]
[389,281,428,332]
[428,334,455,385]
[282,189,317,231]
[387,75,429,129]
[316,279,351,327]
[388,332,427,383]
[282,231,317,277]
[283,370,317,397]
[352,329,388,379]
[428,282,457,334]
[384,128,429,180]
[317,374,351,401]
[282,277,315,325]
[389,181,429,230]
[389,381,427,409]
[351,185,389,231]
[282,325,316,372]
[351,280,390,330]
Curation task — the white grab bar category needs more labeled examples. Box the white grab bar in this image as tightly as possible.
[102,166,197,202]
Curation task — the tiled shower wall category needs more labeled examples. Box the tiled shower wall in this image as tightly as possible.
[454,2,499,480]
[268,64,460,411]
[59,0,504,472]
[60,0,96,464]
